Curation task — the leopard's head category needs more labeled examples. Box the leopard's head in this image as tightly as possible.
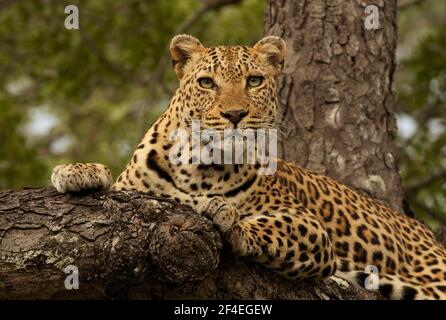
[170,34,286,132]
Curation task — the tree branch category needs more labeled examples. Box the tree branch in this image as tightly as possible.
[0,187,381,299]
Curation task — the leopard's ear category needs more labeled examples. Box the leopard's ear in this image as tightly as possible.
[170,34,205,79]
[253,36,287,76]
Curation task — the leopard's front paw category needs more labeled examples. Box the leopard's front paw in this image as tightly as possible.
[212,205,238,233]
[227,224,260,257]
[196,197,239,233]
[51,163,113,193]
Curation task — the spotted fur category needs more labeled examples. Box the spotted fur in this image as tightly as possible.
[52,35,446,299]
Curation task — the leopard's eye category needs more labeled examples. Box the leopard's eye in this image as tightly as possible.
[247,76,264,88]
[198,77,215,89]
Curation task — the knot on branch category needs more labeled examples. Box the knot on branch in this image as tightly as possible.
[149,211,222,283]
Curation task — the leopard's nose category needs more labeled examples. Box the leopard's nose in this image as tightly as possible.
[221,109,249,126]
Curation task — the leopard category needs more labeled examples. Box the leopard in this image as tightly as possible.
[51,34,446,300]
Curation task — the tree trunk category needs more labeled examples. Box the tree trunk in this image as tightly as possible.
[0,188,380,299]
[264,0,405,213]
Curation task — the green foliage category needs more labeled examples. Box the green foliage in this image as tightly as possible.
[0,96,47,188]
[397,1,446,225]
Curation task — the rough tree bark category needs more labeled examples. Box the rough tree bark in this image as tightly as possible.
[264,0,405,213]
[0,188,381,299]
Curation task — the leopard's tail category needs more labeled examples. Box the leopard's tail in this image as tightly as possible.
[335,263,446,300]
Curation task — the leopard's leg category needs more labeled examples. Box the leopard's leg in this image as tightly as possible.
[197,198,337,280]
[229,209,336,279]
[195,196,239,233]
[51,163,113,193]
